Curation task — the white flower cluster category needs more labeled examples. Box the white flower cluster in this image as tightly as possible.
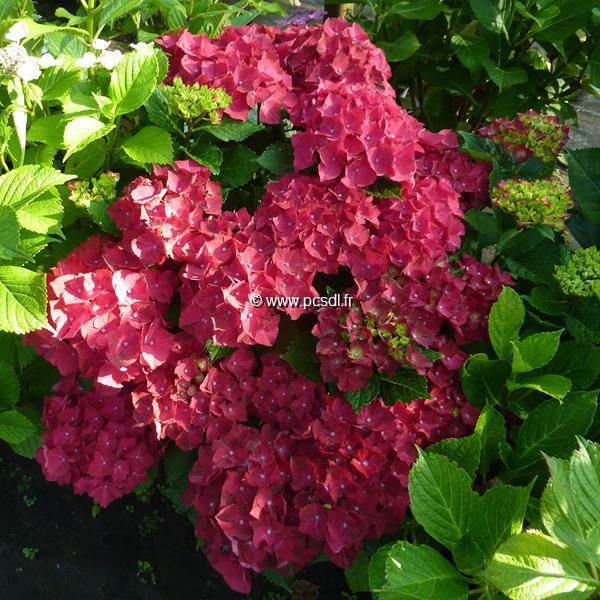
[76,38,123,70]
[0,22,62,82]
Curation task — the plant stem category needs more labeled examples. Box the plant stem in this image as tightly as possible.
[87,0,96,39]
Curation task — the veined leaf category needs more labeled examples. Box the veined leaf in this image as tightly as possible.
[0,361,19,409]
[16,191,63,235]
[98,0,143,29]
[0,267,47,334]
[0,409,37,444]
[511,330,563,373]
[489,287,524,360]
[0,165,74,209]
[120,126,173,165]
[63,116,115,161]
[0,206,21,260]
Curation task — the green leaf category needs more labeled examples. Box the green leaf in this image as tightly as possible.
[534,0,595,42]
[345,550,370,594]
[109,49,160,116]
[525,286,567,316]
[345,376,380,414]
[256,142,294,177]
[489,287,524,360]
[0,206,21,260]
[10,430,42,458]
[120,126,173,165]
[65,142,107,179]
[507,374,572,400]
[546,341,600,390]
[370,541,469,600]
[0,362,19,409]
[281,333,322,382]
[37,62,81,101]
[387,0,443,20]
[0,165,74,209]
[427,434,481,477]
[202,116,264,142]
[451,35,490,72]
[98,0,142,29]
[511,330,563,373]
[408,451,478,550]
[542,455,600,567]
[0,332,36,370]
[483,60,528,91]
[217,145,257,187]
[204,339,234,363]
[0,267,47,334]
[379,32,421,62]
[0,409,37,444]
[17,191,63,235]
[454,484,531,575]
[566,298,600,343]
[144,86,179,132]
[568,148,600,224]
[189,144,223,175]
[63,116,115,162]
[484,531,597,599]
[504,391,597,476]
[461,353,510,407]
[379,368,430,404]
[27,115,66,148]
[468,0,510,34]
[569,438,600,529]
[475,405,506,475]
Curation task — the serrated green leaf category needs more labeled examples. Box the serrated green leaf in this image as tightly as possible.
[0,165,75,209]
[546,341,600,390]
[0,267,47,334]
[63,116,115,162]
[409,452,478,550]
[379,32,421,62]
[345,376,380,414]
[217,145,257,187]
[489,287,524,360]
[65,142,107,179]
[120,126,173,165]
[505,391,597,477]
[568,148,600,224]
[144,86,179,132]
[109,49,159,116]
[189,144,223,175]
[484,531,597,600]
[0,362,19,409]
[511,329,563,373]
[371,541,468,600]
[451,34,490,72]
[345,550,370,593]
[461,353,510,407]
[202,116,264,142]
[525,286,568,316]
[0,206,21,260]
[468,0,509,34]
[281,333,321,382]
[454,484,531,575]
[98,0,142,29]
[204,339,234,363]
[507,374,572,400]
[9,430,42,458]
[16,191,63,235]
[566,297,600,344]
[569,438,600,529]
[387,0,443,19]
[534,0,594,42]
[475,405,506,475]
[380,368,430,404]
[0,409,37,444]
[27,115,66,148]
[257,142,294,177]
[38,61,81,101]
[483,60,528,91]
[427,434,481,477]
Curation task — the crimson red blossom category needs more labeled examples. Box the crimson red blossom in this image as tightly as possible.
[36,379,162,508]
[27,17,511,595]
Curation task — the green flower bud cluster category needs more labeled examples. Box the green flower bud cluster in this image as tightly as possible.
[69,171,119,209]
[555,247,600,299]
[479,110,569,163]
[164,77,231,124]
[491,177,573,231]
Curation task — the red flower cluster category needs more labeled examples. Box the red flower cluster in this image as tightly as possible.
[36,379,161,508]
[182,350,476,592]
[28,18,511,594]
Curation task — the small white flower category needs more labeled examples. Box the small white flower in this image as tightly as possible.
[37,53,60,69]
[16,57,41,81]
[129,42,154,55]
[98,49,123,70]
[76,52,97,69]
[92,38,111,51]
[5,21,29,43]
[183,123,189,134]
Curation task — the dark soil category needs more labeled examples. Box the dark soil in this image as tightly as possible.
[0,446,352,600]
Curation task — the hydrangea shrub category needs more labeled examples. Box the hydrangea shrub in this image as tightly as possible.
[27,19,510,593]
